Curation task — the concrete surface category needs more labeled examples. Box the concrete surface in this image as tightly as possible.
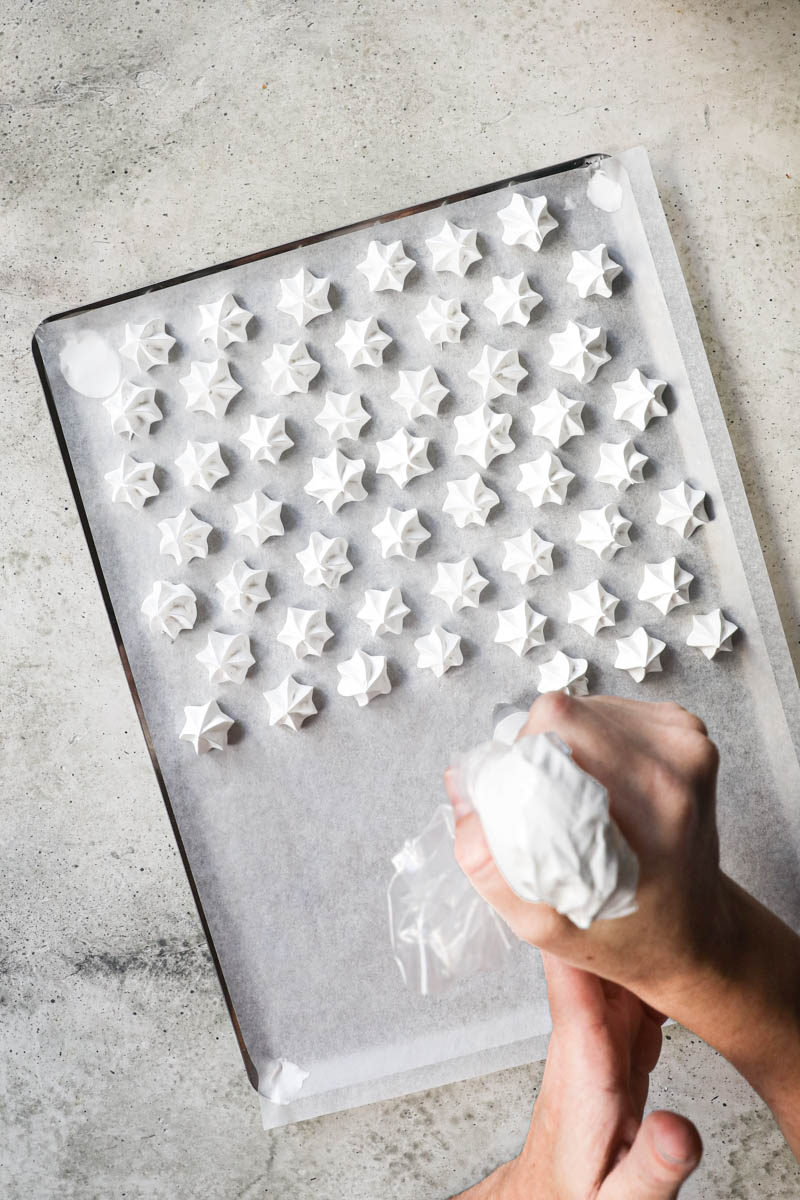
[1,0,799,1195]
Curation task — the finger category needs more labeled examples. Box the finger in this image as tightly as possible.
[541,951,607,1028]
[601,1110,702,1199]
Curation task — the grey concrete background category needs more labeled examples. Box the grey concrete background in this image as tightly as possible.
[1,1,799,1196]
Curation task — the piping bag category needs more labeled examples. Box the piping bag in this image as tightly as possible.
[387,706,639,995]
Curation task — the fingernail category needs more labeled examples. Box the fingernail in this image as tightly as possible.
[654,1139,695,1166]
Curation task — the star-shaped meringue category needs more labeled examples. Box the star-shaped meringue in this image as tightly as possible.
[216,561,270,617]
[495,601,547,657]
[548,320,610,383]
[442,473,499,528]
[232,490,284,545]
[468,345,527,401]
[141,580,197,639]
[304,448,367,513]
[391,367,448,420]
[157,507,212,565]
[530,388,585,448]
[615,627,666,682]
[196,631,255,685]
[453,403,515,469]
[264,675,317,731]
[416,296,469,345]
[612,369,667,430]
[484,272,542,326]
[517,451,574,507]
[567,244,622,299]
[372,506,430,560]
[336,650,392,706]
[180,700,234,754]
[296,532,352,589]
[594,438,648,491]
[263,339,321,395]
[276,267,331,326]
[686,609,738,659]
[575,504,632,561]
[567,580,620,635]
[357,587,410,637]
[638,558,694,615]
[104,453,158,509]
[414,626,463,677]
[537,651,589,696]
[375,428,432,488]
[356,239,415,291]
[431,556,488,613]
[119,319,174,372]
[315,390,369,441]
[175,440,229,491]
[181,356,241,418]
[239,413,294,463]
[656,482,709,538]
[426,219,481,276]
[103,380,162,439]
[501,529,555,582]
[277,607,334,659]
[498,193,558,251]
[197,293,252,349]
[335,316,392,368]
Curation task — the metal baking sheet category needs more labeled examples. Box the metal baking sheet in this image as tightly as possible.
[33,147,800,1128]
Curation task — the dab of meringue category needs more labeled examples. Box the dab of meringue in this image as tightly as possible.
[264,675,317,731]
[417,296,469,345]
[391,367,448,420]
[484,272,542,326]
[443,473,499,528]
[337,650,392,706]
[612,369,668,430]
[656,481,709,538]
[141,580,197,639]
[468,345,527,401]
[216,561,270,617]
[263,339,321,395]
[239,413,294,463]
[495,601,547,656]
[119,319,175,372]
[305,448,367,514]
[432,556,488,613]
[549,320,611,384]
[453,403,514,469]
[686,609,738,659]
[197,293,252,349]
[157,507,212,565]
[517,451,574,508]
[531,388,585,448]
[196,631,254,685]
[638,557,694,615]
[567,245,622,299]
[375,428,432,488]
[415,626,463,677]
[595,438,648,491]
[181,356,241,418]
[502,529,555,582]
[105,453,158,509]
[103,380,161,439]
[614,627,666,682]
[276,267,331,326]
[498,193,558,251]
[357,239,415,291]
[335,316,392,368]
[426,219,481,276]
[575,504,632,561]
[357,587,410,637]
[296,532,352,589]
[175,440,229,491]
[277,607,334,659]
[315,390,369,441]
[233,491,284,545]
[372,506,430,560]
[180,700,234,754]
[537,650,589,696]
[567,580,619,635]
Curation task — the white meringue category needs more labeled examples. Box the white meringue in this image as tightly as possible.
[416,295,469,345]
[141,580,197,639]
[175,440,229,491]
[537,651,589,696]
[426,219,481,276]
[277,607,334,659]
[181,356,241,418]
[686,609,738,659]
[233,490,284,545]
[501,529,555,583]
[414,626,463,677]
[530,388,585,448]
[548,320,610,384]
[356,239,415,291]
[263,339,321,395]
[567,245,622,299]
[468,345,527,401]
[104,453,158,509]
[453,403,514,469]
[432,556,488,613]
[391,367,448,420]
[517,451,574,508]
[196,631,255,685]
[612,369,668,430]
[119,319,175,372]
[495,601,547,656]
[484,272,542,326]
[567,580,619,635]
[357,587,410,637]
[157,507,212,565]
[656,481,709,538]
[638,557,694,615]
[239,413,294,463]
[498,193,558,251]
[103,380,162,438]
[296,532,352,589]
[197,293,252,349]
[575,505,632,561]
[216,560,270,617]
[594,438,648,491]
[315,390,369,441]
[372,506,430,560]
[305,448,366,513]
[614,627,666,682]
[180,700,234,754]
[335,316,391,368]
[337,650,392,706]
[375,428,432,488]
[443,473,499,528]
[264,675,317,731]
[276,267,331,326]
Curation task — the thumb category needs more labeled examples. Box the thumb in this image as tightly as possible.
[602,1110,702,1199]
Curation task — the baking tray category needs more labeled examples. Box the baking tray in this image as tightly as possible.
[33,147,800,1128]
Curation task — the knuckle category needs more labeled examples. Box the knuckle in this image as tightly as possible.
[661,701,708,734]
[529,690,574,729]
